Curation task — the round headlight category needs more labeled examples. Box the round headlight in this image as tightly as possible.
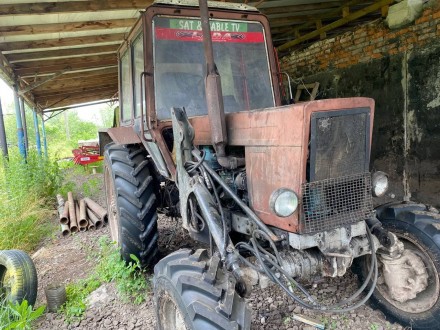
[372,171,389,197]
[270,189,298,217]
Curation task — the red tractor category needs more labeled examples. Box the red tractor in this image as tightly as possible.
[103,0,440,329]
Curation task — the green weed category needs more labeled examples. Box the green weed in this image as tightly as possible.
[60,278,101,322]
[0,298,45,330]
[60,236,149,323]
[81,177,101,198]
[0,150,61,251]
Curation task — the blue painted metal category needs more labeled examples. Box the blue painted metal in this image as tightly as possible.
[0,95,8,158]
[41,116,48,158]
[33,109,42,156]
[13,85,26,158]
[19,97,29,152]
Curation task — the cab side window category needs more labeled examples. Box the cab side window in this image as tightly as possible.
[120,50,132,122]
[132,32,144,118]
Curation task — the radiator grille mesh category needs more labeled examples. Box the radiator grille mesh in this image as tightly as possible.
[300,173,373,234]
[312,112,368,181]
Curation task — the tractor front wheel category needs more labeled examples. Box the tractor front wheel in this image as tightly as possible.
[356,204,440,329]
[154,249,250,330]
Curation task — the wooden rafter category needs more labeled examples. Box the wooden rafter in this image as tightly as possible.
[0,33,125,52]
[37,90,117,110]
[33,74,118,93]
[15,55,116,77]
[34,84,118,98]
[0,18,137,37]
[6,45,119,63]
[270,12,341,27]
[260,2,343,15]
[0,0,152,16]
[274,0,370,41]
[278,0,394,51]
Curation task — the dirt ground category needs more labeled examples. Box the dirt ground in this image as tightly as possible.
[33,170,405,330]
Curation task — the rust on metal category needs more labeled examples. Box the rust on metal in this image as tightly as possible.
[136,5,281,180]
[78,199,88,228]
[67,192,78,233]
[158,97,374,232]
[60,201,69,225]
[106,126,141,145]
[87,219,95,231]
[60,224,70,237]
[84,197,108,223]
[87,208,103,229]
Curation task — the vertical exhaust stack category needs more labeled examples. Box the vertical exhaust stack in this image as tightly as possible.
[199,0,245,169]
[199,0,227,159]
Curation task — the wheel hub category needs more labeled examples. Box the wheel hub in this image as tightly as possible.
[380,249,428,303]
[159,293,188,330]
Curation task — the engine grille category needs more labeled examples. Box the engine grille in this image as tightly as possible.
[300,172,373,234]
[310,109,370,181]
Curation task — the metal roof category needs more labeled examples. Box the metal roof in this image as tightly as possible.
[0,0,393,114]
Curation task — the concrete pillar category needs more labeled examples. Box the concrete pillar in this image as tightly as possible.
[41,116,48,158]
[13,85,26,158]
[19,97,29,153]
[33,109,42,156]
[0,95,8,158]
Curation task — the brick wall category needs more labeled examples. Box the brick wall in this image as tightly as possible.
[279,2,440,207]
[280,3,440,78]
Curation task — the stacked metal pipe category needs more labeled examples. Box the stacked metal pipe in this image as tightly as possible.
[56,193,107,237]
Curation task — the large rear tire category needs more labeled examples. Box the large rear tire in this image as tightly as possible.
[355,203,440,329]
[104,143,159,268]
[154,249,250,330]
[0,250,38,306]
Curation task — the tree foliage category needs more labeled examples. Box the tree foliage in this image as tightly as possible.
[0,101,114,158]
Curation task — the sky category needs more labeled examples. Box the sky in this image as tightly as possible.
[0,77,113,125]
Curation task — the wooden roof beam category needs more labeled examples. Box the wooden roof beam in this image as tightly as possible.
[33,73,118,92]
[0,33,125,52]
[38,90,117,110]
[270,12,341,27]
[278,0,394,51]
[15,55,117,77]
[18,68,70,95]
[21,67,117,83]
[275,0,369,41]
[0,1,152,16]
[0,18,137,37]
[34,83,118,98]
[260,2,342,15]
[6,45,119,63]
[0,50,38,109]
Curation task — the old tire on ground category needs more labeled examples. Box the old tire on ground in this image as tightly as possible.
[355,203,440,329]
[104,143,159,268]
[0,250,38,306]
[154,249,250,330]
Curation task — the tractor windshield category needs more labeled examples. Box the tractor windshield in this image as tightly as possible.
[153,16,275,120]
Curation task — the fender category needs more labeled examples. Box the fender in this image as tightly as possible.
[105,126,141,145]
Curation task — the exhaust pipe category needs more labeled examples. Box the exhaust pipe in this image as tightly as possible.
[199,0,244,169]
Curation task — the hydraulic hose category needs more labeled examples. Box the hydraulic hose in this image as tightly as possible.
[238,226,378,313]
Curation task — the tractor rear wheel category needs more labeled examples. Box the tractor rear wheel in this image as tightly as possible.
[154,249,250,330]
[104,143,159,268]
[356,203,440,329]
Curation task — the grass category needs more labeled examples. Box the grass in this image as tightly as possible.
[58,162,103,200]
[0,298,45,330]
[0,149,61,251]
[60,236,149,323]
